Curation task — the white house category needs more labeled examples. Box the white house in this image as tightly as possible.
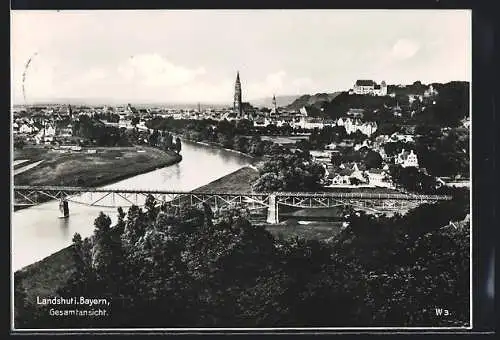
[395,149,419,168]
[367,169,392,188]
[296,117,325,130]
[338,118,378,136]
[19,123,38,134]
[352,80,387,96]
[58,124,73,137]
[331,174,351,185]
[34,124,56,144]
[462,117,471,129]
[346,108,365,118]
[330,162,368,186]
[390,132,415,143]
[354,139,372,151]
[423,84,438,97]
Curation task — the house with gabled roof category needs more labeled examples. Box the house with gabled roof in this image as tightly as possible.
[395,149,419,168]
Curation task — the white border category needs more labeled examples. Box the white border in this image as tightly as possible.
[10,9,474,333]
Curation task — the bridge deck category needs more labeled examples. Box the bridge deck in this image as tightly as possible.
[14,185,452,201]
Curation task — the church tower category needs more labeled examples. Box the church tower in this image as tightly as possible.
[271,94,277,115]
[234,71,242,115]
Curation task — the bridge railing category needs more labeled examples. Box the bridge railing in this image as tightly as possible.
[13,185,453,201]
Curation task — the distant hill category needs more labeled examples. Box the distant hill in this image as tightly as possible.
[250,95,301,109]
[319,81,469,126]
[286,92,341,111]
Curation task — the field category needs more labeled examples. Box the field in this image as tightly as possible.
[265,221,344,241]
[14,146,182,187]
[193,166,259,193]
[260,135,309,144]
[15,246,76,304]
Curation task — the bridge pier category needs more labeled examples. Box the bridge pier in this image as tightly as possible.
[59,198,69,218]
[266,194,279,224]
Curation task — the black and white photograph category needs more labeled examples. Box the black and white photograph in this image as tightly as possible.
[12,9,472,331]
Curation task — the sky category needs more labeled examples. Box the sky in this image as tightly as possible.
[11,10,471,105]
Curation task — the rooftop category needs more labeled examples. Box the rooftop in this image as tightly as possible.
[355,80,375,87]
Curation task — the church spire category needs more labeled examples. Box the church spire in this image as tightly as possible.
[272,94,278,115]
[234,71,242,115]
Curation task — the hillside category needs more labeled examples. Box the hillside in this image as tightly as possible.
[300,81,469,127]
[286,92,341,111]
[250,95,301,108]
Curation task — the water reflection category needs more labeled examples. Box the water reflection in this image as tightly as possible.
[58,216,70,239]
[13,141,252,270]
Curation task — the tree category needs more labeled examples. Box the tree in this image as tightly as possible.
[331,152,342,167]
[164,133,173,150]
[148,130,160,147]
[349,177,362,186]
[131,116,140,126]
[233,136,249,153]
[175,137,182,153]
[364,150,383,169]
[389,165,438,194]
[253,151,325,192]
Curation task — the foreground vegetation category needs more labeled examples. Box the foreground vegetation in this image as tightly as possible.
[15,187,470,328]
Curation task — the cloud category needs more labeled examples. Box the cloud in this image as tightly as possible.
[246,71,287,99]
[265,71,286,89]
[117,54,206,87]
[390,39,420,60]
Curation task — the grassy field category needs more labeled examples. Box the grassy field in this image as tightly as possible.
[14,146,182,187]
[264,221,344,242]
[16,246,76,304]
[260,135,309,144]
[193,166,259,193]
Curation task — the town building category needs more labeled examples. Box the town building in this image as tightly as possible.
[354,139,372,151]
[34,123,56,144]
[329,162,367,186]
[330,172,351,185]
[423,84,439,97]
[337,117,378,136]
[366,169,392,188]
[395,149,419,168]
[461,116,471,129]
[294,117,326,130]
[19,122,39,134]
[389,132,415,143]
[346,108,365,118]
[351,80,387,96]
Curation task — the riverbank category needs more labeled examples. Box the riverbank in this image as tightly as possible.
[180,137,261,164]
[193,166,259,193]
[14,146,182,187]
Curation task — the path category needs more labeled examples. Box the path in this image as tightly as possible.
[14,160,44,176]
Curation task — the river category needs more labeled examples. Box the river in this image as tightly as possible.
[12,141,253,271]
